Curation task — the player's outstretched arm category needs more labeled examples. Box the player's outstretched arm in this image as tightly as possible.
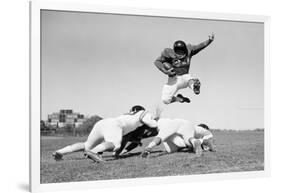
[191,33,215,56]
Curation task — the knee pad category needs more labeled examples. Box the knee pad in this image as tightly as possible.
[84,142,91,151]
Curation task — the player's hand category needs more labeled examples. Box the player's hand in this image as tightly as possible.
[209,32,215,41]
[173,60,188,67]
[173,60,181,66]
[141,150,150,158]
[166,68,176,77]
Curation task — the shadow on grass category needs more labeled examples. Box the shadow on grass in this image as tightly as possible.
[53,149,199,163]
[105,150,164,161]
[106,149,198,160]
[54,149,198,163]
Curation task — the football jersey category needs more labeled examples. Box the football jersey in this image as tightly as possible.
[116,111,157,136]
[155,39,212,75]
[194,125,212,139]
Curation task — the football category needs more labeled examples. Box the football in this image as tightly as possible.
[163,62,173,70]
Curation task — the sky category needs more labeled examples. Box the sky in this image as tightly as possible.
[41,10,264,130]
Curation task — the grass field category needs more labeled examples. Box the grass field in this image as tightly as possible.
[40,130,264,184]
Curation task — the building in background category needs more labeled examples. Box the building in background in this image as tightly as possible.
[47,109,85,128]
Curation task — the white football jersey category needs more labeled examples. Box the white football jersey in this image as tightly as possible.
[116,110,157,135]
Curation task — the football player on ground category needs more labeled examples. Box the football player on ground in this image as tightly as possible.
[113,107,163,157]
[154,33,215,104]
[52,105,158,163]
[141,119,216,158]
[113,124,159,157]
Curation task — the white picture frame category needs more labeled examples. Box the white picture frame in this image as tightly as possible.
[30,0,270,192]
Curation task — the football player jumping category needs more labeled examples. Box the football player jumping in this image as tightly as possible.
[154,33,215,104]
[52,105,158,163]
[141,119,216,158]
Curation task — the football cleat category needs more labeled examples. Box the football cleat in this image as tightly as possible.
[176,94,191,103]
[84,151,105,163]
[52,152,63,161]
[193,79,201,95]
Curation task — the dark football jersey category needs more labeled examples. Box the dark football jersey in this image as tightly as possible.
[115,125,159,155]
[155,39,212,76]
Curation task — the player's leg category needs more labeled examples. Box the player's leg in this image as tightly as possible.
[173,74,201,101]
[84,141,114,163]
[116,135,142,156]
[52,122,104,160]
[170,134,187,148]
[161,76,189,104]
[178,121,202,155]
[113,137,130,157]
[55,142,85,155]
[162,85,190,104]
[53,142,85,160]
[186,137,203,156]
[103,124,123,152]
[168,74,194,101]
[165,133,196,154]
[141,136,162,157]
[85,123,122,162]
[89,142,115,154]
[163,135,181,153]
[161,84,176,104]
[82,121,108,162]
[84,121,105,151]
[52,133,103,161]
[172,120,201,155]
[122,141,140,155]
[162,76,191,104]
[163,141,176,153]
[184,74,201,95]
[142,120,176,157]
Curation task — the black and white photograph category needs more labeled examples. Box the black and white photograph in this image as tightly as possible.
[39,8,265,184]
